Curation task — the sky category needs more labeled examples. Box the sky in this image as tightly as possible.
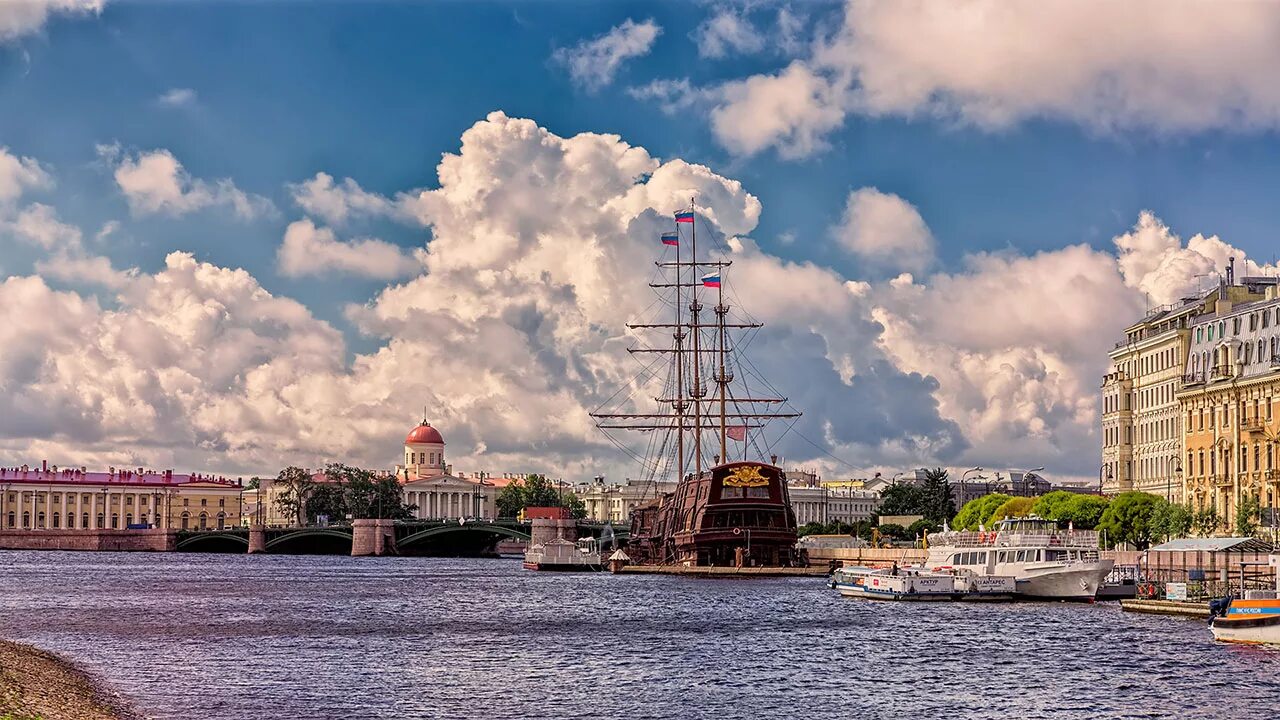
[4,0,1280,485]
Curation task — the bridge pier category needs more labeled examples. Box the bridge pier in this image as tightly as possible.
[248,525,266,554]
[529,517,577,547]
[352,519,396,556]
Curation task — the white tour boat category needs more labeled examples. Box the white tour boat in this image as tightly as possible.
[925,517,1113,601]
[829,565,1015,602]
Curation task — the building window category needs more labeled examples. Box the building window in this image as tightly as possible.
[199,513,208,531]
[66,513,74,529]
[82,513,89,529]
[200,498,207,507]
[183,498,189,507]
[110,514,119,529]
[217,512,226,530]
[181,512,190,530]
[125,513,133,526]
[126,496,133,506]
[219,498,225,507]
[96,513,104,529]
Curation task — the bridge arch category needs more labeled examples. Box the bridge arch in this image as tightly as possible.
[265,528,353,554]
[176,532,249,552]
[398,523,531,548]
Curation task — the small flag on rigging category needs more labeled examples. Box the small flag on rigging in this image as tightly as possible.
[701,272,721,288]
[675,210,695,223]
[661,232,679,246]
[726,425,747,441]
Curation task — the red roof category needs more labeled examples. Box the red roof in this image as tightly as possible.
[0,466,239,488]
[405,422,445,445]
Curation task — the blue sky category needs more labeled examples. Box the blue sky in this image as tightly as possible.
[4,1,1280,481]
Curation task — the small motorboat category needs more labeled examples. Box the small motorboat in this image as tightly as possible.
[1210,595,1280,645]
[1208,555,1280,645]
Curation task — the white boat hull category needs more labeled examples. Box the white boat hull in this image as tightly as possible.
[1211,621,1280,645]
[1007,561,1113,600]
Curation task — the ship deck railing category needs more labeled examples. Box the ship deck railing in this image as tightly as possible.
[928,530,1101,549]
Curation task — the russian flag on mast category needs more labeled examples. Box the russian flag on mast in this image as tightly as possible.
[675,210,694,223]
[661,232,679,246]
[701,272,721,288]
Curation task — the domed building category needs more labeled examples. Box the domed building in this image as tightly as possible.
[397,418,521,520]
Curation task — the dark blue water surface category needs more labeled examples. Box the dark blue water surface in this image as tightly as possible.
[1,551,1278,719]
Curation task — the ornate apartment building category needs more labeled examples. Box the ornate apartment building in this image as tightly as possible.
[1102,259,1280,531]
[1101,296,1205,501]
[1179,271,1280,525]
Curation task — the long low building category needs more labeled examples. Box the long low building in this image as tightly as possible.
[0,463,245,531]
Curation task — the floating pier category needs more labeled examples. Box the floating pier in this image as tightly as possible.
[1119,599,1210,618]
[615,565,830,578]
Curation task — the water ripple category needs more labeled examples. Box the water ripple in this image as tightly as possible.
[0,551,1277,719]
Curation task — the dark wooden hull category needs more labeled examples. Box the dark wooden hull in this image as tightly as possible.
[627,461,797,567]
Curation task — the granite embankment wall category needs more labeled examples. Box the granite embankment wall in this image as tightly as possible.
[0,529,175,552]
[804,547,927,565]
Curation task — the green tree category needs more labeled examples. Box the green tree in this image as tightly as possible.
[877,523,908,540]
[246,477,261,490]
[987,496,1037,526]
[306,482,348,524]
[1056,495,1111,529]
[1148,499,1194,542]
[1030,490,1077,520]
[495,474,580,518]
[919,467,956,523]
[953,494,1010,530]
[1097,491,1162,549]
[1193,505,1221,537]
[907,518,939,537]
[272,466,314,526]
[878,482,925,517]
[1236,492,1261,537]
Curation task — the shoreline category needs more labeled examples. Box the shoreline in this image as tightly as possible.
[0,639,143,720]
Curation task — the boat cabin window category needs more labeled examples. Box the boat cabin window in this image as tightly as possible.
[721,487,744,499]
[746,487,770,499]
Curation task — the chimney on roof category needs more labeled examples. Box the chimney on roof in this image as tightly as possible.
[1228,256,1236,286]
[42,460,47,472]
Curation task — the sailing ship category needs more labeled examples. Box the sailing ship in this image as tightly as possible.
[591,203,801,567]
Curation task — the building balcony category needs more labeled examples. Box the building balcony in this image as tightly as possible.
[1272,354,1280,368]
[1267,469,1280,481]
[1182,372,1205,386]
[1212,473,1233,487]
[1242,417,1265,433]
[1209,366,1233,381]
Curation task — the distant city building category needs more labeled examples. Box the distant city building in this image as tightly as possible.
[0,461,244,531]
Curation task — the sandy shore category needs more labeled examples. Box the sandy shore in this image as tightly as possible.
[0,640,142,720]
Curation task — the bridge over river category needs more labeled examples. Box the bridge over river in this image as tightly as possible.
[174,519,628,556]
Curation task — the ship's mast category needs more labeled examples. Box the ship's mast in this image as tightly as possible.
[689,198,704,475]
[674,213,686,485]
[590,202,801,481]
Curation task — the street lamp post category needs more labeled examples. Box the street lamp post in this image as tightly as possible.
[1012,467,1045,496]
[961,467,984,507]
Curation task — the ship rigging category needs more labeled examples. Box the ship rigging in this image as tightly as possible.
[590,202,803,567]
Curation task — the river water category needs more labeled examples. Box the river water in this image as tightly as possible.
[0,551,1277,719]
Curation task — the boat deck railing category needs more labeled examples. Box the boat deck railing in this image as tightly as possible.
[928,530,1100,549]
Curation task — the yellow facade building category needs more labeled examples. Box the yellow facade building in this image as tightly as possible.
[0,463,245,531]
[1179,277,1280,528]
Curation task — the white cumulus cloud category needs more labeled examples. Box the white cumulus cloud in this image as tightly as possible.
[694,8,764,58]
[0,0,103,42]
[832,187,934,273]
[288,172,395,226]
[156,88,197,108]
[706,0,1280,157]
[104,146,275,220]
[0,147,52,205]
[553,18,662,91]
[277,219,421,280]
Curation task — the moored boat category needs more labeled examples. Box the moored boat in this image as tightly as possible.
[522,537,603,572]
[1209,556,1280,645]
[925,517,1113,600]
[829,565,1015,602]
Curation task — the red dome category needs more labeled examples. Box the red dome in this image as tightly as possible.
[406,422,445,445]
